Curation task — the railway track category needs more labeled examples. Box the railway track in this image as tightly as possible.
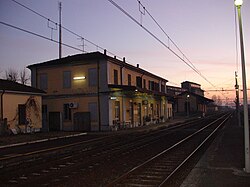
[106,113,231,187]
[0,115,213,165]
[0,112,230,186]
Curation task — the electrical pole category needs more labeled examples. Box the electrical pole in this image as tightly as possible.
[59,2,62,59]
[235,71,241,126]
[235,0,250,173]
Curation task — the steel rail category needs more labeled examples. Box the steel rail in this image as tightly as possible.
[0,113,228,186]
[106,113,231,186]
[159,113,232,186]
[0,116,207,162]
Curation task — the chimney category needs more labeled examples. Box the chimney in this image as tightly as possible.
[104,49,107,55]
[137,64,139,68]
[114,56,116,59]
[123,57,126,63]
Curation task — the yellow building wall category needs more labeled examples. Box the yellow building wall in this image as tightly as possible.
[107,62,121,85]
[122,68,160,88]
[43,96,99,131]
[37,63,98,94]
[3,93,42,132]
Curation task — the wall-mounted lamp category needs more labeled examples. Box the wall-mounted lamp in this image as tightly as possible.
[73,76,86,80]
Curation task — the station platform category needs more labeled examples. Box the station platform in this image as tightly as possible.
[181,116,250,187]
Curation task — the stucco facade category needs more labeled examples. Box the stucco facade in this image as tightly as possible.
[0,79,44,134]
[3,94,42,132]
[28,51,173,131]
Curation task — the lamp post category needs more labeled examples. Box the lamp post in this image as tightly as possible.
[235,0,250,173]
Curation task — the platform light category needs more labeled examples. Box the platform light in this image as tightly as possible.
[234,0,250,173]
[73,76,86,80]
[235,0,243,6]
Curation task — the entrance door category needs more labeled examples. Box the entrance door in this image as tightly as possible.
[49,112,61,131]
[73,112,91,131]
[129,101,134,125]
[138,103,141,126]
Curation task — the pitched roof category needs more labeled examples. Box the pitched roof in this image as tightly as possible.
[27,52,105,69]
[0,79,45,94]
[27,51,168,83]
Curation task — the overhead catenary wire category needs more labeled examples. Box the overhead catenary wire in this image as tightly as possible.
[8,0,228,101]
[10,0,125,62]
[0,21,85,53]
[108,0,222,94]
[136,0,198,73]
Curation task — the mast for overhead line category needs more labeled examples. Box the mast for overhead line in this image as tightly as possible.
[235,71,241,126]
[59,2,62,59]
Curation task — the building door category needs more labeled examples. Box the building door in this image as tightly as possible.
[129,101,134,125]
[42,105,48,131]
[138,103,141,126]
[49,112,61,131]
[73,112,91,132]
[115,101,120,121]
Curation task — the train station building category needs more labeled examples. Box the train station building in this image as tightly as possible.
[28,51,173,131]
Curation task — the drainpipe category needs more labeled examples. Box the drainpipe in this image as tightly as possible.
[120,62,125,124]
[0,90,5,120]
[97,60,101,131]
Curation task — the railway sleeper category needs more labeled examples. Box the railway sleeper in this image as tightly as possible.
[136,174,163,179]
[121,178,161,186]
[143,170,168,176]
[116,183,156,187]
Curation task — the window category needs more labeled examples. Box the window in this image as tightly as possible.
[114,69,118,85]
[149,81,155,91]
[18,104,26,125]
[63,104,71,120]
[40,73,48,90]
[89,68,97,86]
[161,83,165,93]
[89,102,98,122]
[136,76,142,88]
[128,74,131,86]
[63,71,71,88]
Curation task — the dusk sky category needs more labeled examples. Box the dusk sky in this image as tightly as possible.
[0,0,250,105]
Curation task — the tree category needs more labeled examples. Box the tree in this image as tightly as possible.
[20,68,30,85]
[5,68,19,82]
[4,68,30,85]
[212,95,222,106]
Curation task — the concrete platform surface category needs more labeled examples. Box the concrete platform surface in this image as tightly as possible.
[181,117,250,187]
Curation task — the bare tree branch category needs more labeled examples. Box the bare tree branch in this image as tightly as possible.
[5,68,19,82]
[20,68,30,85]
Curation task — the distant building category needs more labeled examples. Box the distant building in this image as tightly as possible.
[176,91,213,116]
[28,51,173,132]
[166,81,213,116]
[0,79,45,134]
[181,81,204,96]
